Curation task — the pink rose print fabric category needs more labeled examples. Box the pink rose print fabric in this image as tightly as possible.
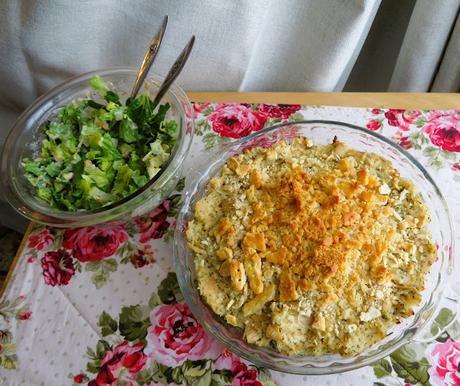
[72,373,87,384]
[369,108,421,132]
[240,125,301,151]
[425,110,460,153]
[145,303,220,367]
[27,228,53,251]
[192,102,211,113]
[427,340,460,386]
[231,361,263,386]
[136,200,171,243]
[366,119,382,131]
[205,103,302,139]
[72,273,269,385]
[256,103,301,119]
[193,102,304,150]
[21,181,184,289]
[17,310,32,320]
[130,245,155,269]
[391,131,412,150]
[63,223,128,263]
[215,350,263,386]
[3,103,460,386]
[40,250,75,286]
[366,108,460,172]
[208,103,267,138]
[384,109,421,131]
[0,296,33,370]
[90,341,147,386]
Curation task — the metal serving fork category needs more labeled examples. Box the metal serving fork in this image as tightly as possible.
[130,15,195,108]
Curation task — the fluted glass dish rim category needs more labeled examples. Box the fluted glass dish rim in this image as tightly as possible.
[1,67,194,227]
[174,120,455,375]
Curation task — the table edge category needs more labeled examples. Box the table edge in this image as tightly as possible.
[0,223,33,298]
[186,92,460,109]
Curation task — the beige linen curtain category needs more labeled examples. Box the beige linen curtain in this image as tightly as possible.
[0,0,459,231]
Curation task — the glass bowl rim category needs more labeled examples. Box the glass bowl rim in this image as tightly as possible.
[1,67,193,222]
[174,119,455,374]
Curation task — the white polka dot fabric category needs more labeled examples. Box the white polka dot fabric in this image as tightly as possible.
[1,105,459,385]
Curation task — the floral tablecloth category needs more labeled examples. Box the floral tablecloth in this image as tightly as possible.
[1,103,459,386]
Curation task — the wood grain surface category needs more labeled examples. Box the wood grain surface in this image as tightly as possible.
[187,92,460,109]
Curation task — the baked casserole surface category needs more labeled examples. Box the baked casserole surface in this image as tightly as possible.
[185,137,436,356]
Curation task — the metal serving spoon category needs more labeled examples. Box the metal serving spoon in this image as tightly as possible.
[151,35,195,109]
[130,15,195,108]
[130,15,168,99]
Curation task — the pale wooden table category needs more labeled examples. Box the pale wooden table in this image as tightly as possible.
[1,92,458,296]
[187,92,460,109]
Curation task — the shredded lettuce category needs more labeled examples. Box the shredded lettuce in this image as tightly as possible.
[89,75,109,97]
[22,75,178,210]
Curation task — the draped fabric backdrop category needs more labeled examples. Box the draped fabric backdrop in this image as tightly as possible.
[0,0,459,231]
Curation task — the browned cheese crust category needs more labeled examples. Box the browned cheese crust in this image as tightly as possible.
[186,138,436,356]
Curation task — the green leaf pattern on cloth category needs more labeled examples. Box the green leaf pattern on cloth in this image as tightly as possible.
[25,177,185,288]
[2,103,460,385]
[366,109,460,172]
[0,296,32,370]
[72,273,273,385]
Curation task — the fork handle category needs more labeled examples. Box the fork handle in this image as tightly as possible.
[152,35,195,109]
[130,15,168,99]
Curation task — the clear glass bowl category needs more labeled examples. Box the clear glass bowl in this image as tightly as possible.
[174,120,456,375]
[1,67,193,227]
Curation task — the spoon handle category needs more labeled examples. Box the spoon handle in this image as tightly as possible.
[130,15,168,99]
[152,35,195,109]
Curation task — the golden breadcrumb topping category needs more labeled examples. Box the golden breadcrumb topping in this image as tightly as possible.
[186,137,436,356]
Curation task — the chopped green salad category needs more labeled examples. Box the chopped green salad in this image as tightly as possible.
[22,76,178,211]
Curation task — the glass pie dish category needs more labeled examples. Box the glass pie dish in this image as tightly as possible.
[174,120,457,374]
[1,67,193,228]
